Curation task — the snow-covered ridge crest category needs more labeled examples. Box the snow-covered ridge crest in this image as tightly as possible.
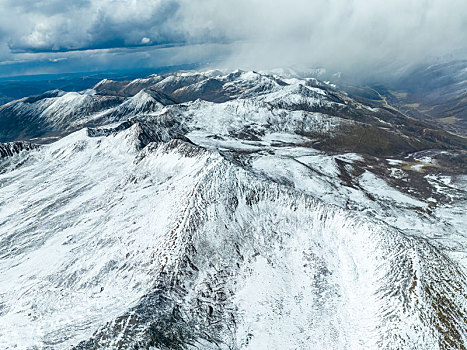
[0,124,465,349]
[0,69,466,349]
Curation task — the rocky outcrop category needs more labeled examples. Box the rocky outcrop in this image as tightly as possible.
[0,141,37,159]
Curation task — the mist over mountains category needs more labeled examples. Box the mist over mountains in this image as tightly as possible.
[0,0,466,78]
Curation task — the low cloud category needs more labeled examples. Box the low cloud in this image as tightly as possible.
[176,0,467,77]
[0,0,466,78]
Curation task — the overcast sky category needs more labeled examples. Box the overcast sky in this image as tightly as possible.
[0,0,466,78]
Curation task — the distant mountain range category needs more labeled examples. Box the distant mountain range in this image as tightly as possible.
[0,64,201,106]
[338,60,467,137]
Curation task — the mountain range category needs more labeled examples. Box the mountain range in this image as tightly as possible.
[0,68,466,349]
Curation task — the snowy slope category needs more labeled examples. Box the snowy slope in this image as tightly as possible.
[0,70,466,349]
[0,90,123,142]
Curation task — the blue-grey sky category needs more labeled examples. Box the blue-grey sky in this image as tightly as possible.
[0,0,466,78]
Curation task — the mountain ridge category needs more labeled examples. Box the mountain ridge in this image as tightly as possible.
[0,69,466,349]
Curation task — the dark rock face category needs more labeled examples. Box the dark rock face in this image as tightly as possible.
[0,141,37,159]
[86,121,135,138]
[87,117,191,151]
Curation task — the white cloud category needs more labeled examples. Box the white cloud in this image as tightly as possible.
[0,0,465,77]
[176,0,467,74]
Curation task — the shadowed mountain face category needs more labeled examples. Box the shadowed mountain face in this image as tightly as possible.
[0,77,101,106]
[0,91,124,143]
[0,69,466,349]
[0,66,201,107]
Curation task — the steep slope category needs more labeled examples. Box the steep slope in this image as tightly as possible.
[82,89,177,127]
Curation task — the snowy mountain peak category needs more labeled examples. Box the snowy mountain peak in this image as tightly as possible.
[0,69,466,349]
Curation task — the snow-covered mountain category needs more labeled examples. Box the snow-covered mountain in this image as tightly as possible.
[0,90,123,143]
[0,70,466,349]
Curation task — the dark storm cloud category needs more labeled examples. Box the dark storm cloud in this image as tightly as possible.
[0,0,466,77]
[3,0,183,52]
